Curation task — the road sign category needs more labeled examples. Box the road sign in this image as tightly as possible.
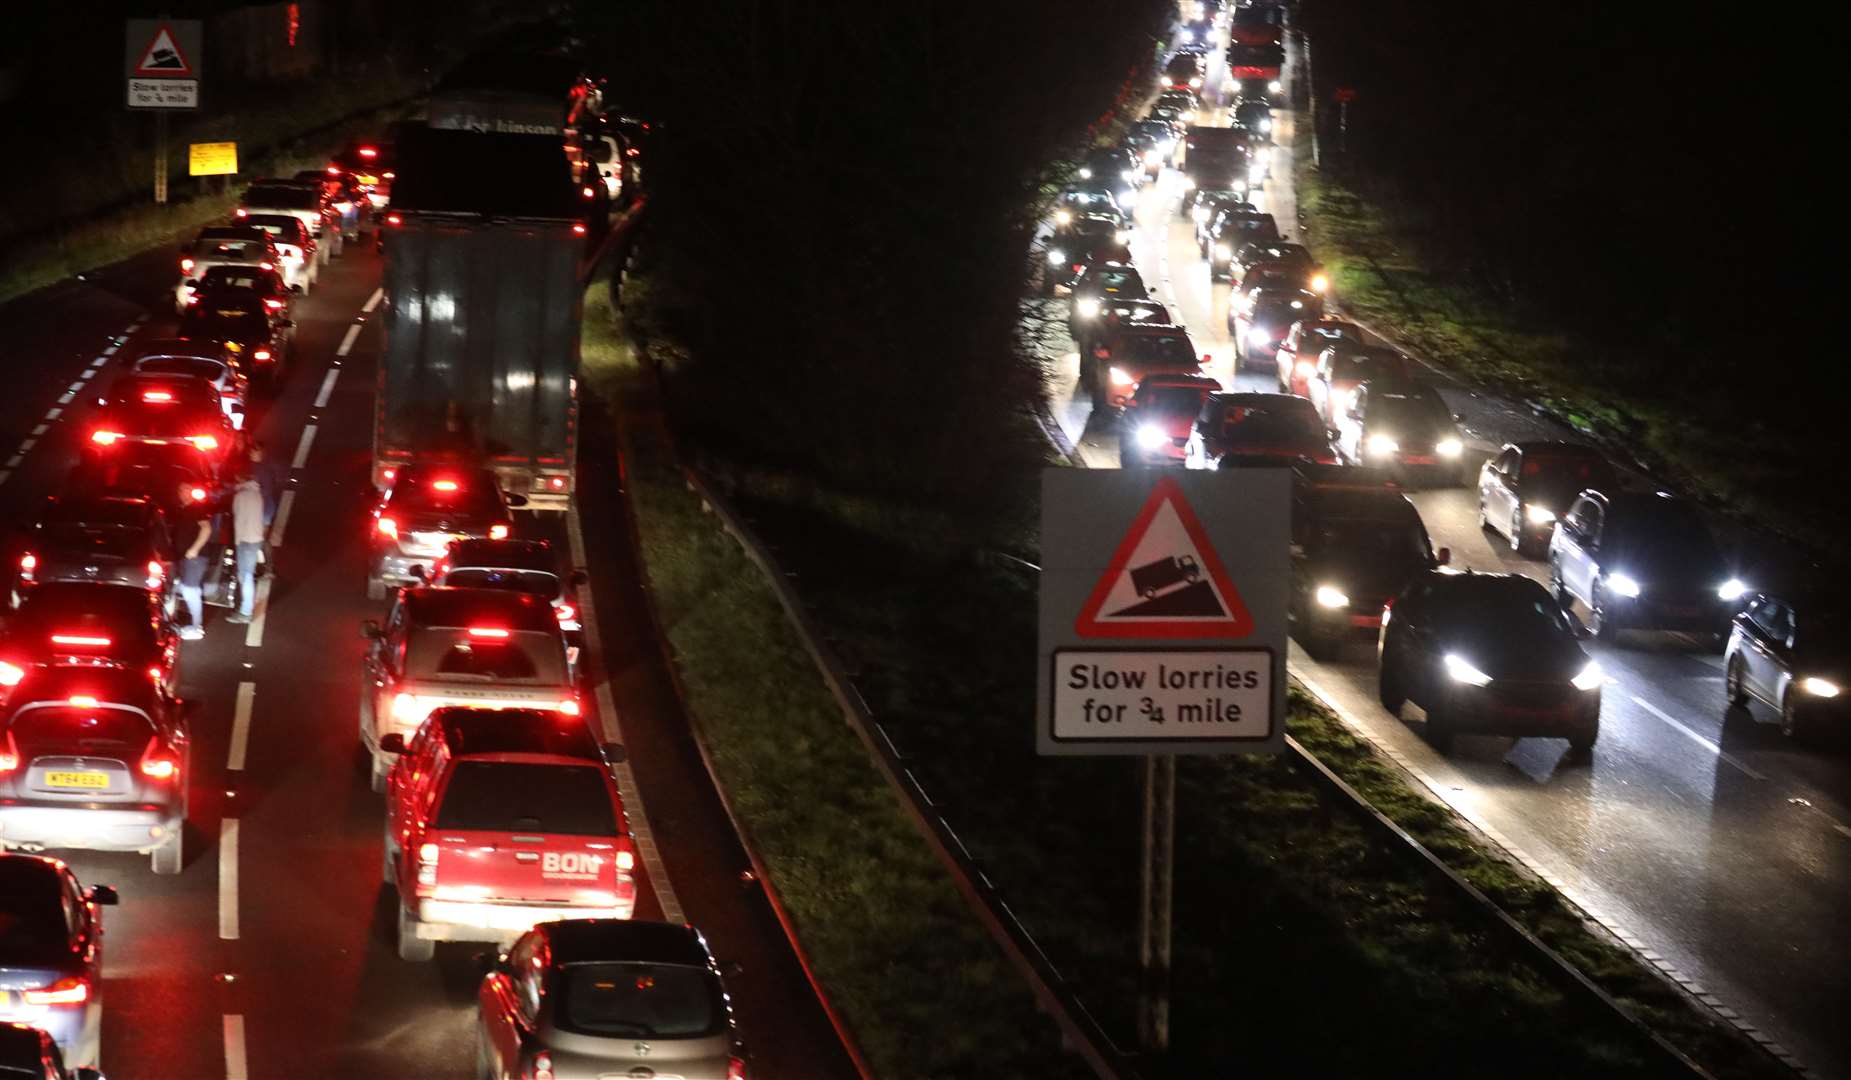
[189,141,238,177]
[1037,470,1288,756]
[125,19,202,111]
[129,79,199,109]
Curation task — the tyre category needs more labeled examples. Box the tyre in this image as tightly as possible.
[1509,510,1530,556]
[397,901,435,962]
[366,576,388,601]
[1550,566,1574,612]
[383,832,398,885]
[1424,701,1455,753]
[370,751,391,794]
[1569,719,1599,754]
[1724,655,1748,710]
[1779,693,1807,741]
[151,829,183,875]
[1378,657,1406,712]
[1589,584,1619,642]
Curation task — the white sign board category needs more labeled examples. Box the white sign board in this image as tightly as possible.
[1051,648,1273,741]
[128,78,199,109]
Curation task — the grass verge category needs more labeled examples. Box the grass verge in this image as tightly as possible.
[578,281,1090,1080]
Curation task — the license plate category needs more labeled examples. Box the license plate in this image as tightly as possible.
[46,770,109,789]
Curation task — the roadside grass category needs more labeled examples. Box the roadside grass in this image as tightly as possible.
[1293,144,1828,558]
[577,281,1089,1080]
[685,464,1787,1078]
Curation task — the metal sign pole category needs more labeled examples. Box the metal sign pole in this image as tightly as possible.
[1138,754,1175,1052]
[154,110,169,205]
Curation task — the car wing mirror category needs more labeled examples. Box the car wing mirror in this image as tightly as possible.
[85,885,120,906]
[602,741,628,764]
[362,619,384,639]
[379,732,407,755]
[505,493,529,508]
[1435,547,1451,566]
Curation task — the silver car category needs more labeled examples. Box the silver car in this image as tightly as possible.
[173,226,278,314]
[476,920,747,1080]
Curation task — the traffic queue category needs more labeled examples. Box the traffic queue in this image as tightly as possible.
[1045,0,1845,765]
[1,85,752,1080]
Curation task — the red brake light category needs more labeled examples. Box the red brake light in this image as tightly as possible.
[234,207,248,218]
[18,552,36,574]
[382,468,397,482]
[187,435,220,452]
[0,662,24,689]
[264,298,285,310]
[383,170,396,180]
[142,390,174,402]
[581,185,596,199]
[487,523,510,540]
[51,634,111,647]
[359,146,379,159]
[615,847,636,872]
[326,164,342,175]
[189,486,209,503]
[147,560,166,588]
[556,697,580,716]
[571,223,587,236]
[547,476,567,490]
[147,665,163,683]
[386,213,402,227]
[253,349,272,362]
[260,261,274,270]
[432,479,459,492]
[21,976,88,1006]
[139,741,180,781]
[67,696,99,708]
[727,1057,748,1080]
[376,516,399,539]
[468,627,510,639]
[180,257,195,272]
[0,730,18,771]
[91,430,123,446]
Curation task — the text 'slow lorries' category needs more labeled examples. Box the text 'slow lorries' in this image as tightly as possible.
[376,124,584,510]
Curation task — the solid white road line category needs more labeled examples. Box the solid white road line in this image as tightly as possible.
[1630,694,1768,781]
[223,1015,248,1080]
[290,424,317,469]
[314,368,339,408]
[244,578,270,649]
[219,819,240,939]
[362,286,384,312]
[269,490,296,547]
[336,323,363,357]
[229,683,254,771]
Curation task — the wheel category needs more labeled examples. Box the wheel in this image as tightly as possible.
[1424,701,1455,753]
[1724,655,1748,709]
[1377,657,1406,713]
[1509,509,1528,555]
[1549,566,1573,612]
[1569,720,1599,755]
[151,829,182,875]
[397,901,435,962]
[370,751,391,794]
[1779,692,1807,740]
[366,576,388,600]
[1589,583,1620,642]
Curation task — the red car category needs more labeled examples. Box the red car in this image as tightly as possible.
[87,375,233,471]
[1087,325,1204,411]
[1121,374,1219,467]
[381,707,637,961]
[1275,318,1364,396]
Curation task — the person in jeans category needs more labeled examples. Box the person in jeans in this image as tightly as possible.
[174,482,214,640]
[227,473,267,624]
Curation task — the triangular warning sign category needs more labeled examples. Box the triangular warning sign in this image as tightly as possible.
[134,25,193,77]
[1074,476,1255,639]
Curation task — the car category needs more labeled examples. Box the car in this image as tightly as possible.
[1232,99,1275,140]
[1230,264,1315,308]
[0,854,117,1067]
[127,340,251,432]
[184,264,292,330]
[1146,101,1190,135]
[577,123,627,200]
[0,667,189,873]
[1086,325,1201,411]
[1289,465,1445,657]
[1188,190,1252,242]
[367,465,525,599]
[1045,222,1133,296]
[476,919,748,1080]
[86,374,234,471]
[1051,186,1128,232]
[1227,44,1285,102]
[380,707,636,960]
[1724,593,1851,741]
[1230,241,1320,290]
[1075,297,1172,355]
[1154,90,1203,121]
[1307,344,1418,424]
[1164,51,1206,90]
[1231,287,1322,367]
[1187,392,1338,468]
[173,227,279,314]
[1332,378,1464,483]
[1066,260,1147,327]
[1547,491,1745,644]
[425,537,585,640]
[330,139,394,210]
[1204,208,1279,279]
[1179,18,1216,49]
[237,213,319,292]
[359,586,578,791]
[11,495,172,610]
[1076,147,1141,204]
[1378,571,1603,753]
[1121,375,1219,467]
[1477,442,1620,556]
[63,445,221,525]
[0,582,181,700]
[175,291,292,385]
[236,181,341,263]
[1123,127,1174,176]
[293,167,370,238]
[0,1022,106,1080]
[1274,318,1365,395]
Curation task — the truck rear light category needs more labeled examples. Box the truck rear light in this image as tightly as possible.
[556,697,580,716]
[0,662,24,689]
[187,435,220,452]
[22,976,89,1006]
[391,693,427,724]
[139,742,180,781]
[376,516,398,539]
[487,523,510,540]
[91,430,123,446]
[615,848,635,872]
[180,257,195,272]
[0,730,18,771]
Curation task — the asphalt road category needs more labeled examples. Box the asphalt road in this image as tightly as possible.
[0,224,854,1075]
[1041,25,1850,1079]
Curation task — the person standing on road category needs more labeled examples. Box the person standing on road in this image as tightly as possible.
[174,482,214,640]
[227,472,267,625]
[247,440,285,527]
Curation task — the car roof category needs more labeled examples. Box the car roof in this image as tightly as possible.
[1429,571,1550,603]
[446,538,557,572]
[127,338,225,361]
[401,586,560,632]
[542,918,712,967]
[430,708,602,761]
[14,581,157,620]
[7,666,164,715]
[1359,377,1442,400]
[1508,440,1605,459]
[110,374,222,403]
[0,1022,53,1061]
[198,225,267,240]
[0,852,63,899]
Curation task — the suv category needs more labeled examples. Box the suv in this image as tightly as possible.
[174,227,279,314]
[0,582,181,701]
[13,494,172,609]
[0,667,189,873]
[87,374,233,470]
[1332,378,1464,483]
[1308,344,1417,424]
[426,538,585,639]
[1274,318,1364,396]
[359,587,578,791]
[176,291,292,385]
[1086,325,1201,411]
[367,465,525,599]
[1187,392,1337,469]
[1121,375,1218,467]
[1547,491,1744,644]
[1288,465,1444,656]
[238,213,318,292]
[128,340,251,432]
[237,181,342,263]
[381,708,636,960]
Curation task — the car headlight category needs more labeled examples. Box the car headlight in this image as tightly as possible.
[1143,149,1161,165]
[1524,505,1558,526]
[1443,653,1493,686]
[1054,209,1073,225]
[1181,176,1196,190]
[1109,366,1135,387]
[1214,243,1232,261]
[1075,297,1101,318]
[1048,248,1066,264]
[1259,118,1273,133]
[1268,80,1283,94]
[1248,328,1272,347]
[1310,273,1329,292]
[1605,572,1642,598]
[1570,660,1603,692]
[1314,585,1349,609]
[1116,229,1132,244]
[1078,167,1093,179]
[1801,677,1841,698]
[1716,578,1748,601]
[1294,359,1315,377]
[1249,163,1267,180]
[1436,438,1463,458]
[1136,424,1168,450]
[1365,434,1399,456]
[1193,206,1211,223]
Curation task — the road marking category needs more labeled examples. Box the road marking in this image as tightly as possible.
[336,323,363,357]
[269,490,296,548]
[313,367,339,408]
[79,367,97,381]
[223,1015,248,1080]
[289,424,317,469]
[567,506,684,923]
[1630,695,1767,780]
[90,356,108,368]
[229,683,254,770]
[362,286,384,312]
[30,423,47,436]
[45,408,61,420]
[4,455,21,469]
[219,818,240,939]
[18,438,34,453]
[244,578,270,648]
[100,344,119,357]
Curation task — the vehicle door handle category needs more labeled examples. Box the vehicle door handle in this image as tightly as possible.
[513,852,539,863]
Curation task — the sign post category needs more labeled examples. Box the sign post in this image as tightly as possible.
[125,19,203,204]
[1038,468,1289,1051]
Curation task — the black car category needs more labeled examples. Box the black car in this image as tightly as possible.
[1547,491,1744,643]
[1725,593,1851,741]
[1378,571,1603,753]
[1289,465,1445,656]
[1477,442,1619,556]
[1204,208,1279,279]
[1187,393,1339,469]
[0,853,117,1068]
[1232,99,1275,139]
[1076,147,1140,203]
[1164,52,1206,90]
[1332,378,1464,483]
[1189,190,1252,244]
[1067,261,1148,332]
[0,1022,105,1080]
[176,290,292,384]
[1233,287,1324,368]
[1051,186,1127,232]
[13,494,173,609]
[1045,222,1133,295]
[0,581,182,701]
[1076,297,1172,355]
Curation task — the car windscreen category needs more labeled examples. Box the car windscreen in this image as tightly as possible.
[1224,410,1319,443]
[180,309,269,340]
[409,634,563,683]
[554,962,726,1039]
[242,217,301,240]
[135,356,228,382]
[1435,584,1573,643]
[1312,520,1429,567]
[1117,334,1195,367]
[243,187,318,210]
[1090,270,1142,292]
[11,707,154,756]
[1519,455,1616,502]
[433,762,617,834]
[1333,352,1406,381]
[1368,394,1450,432]
[1606,508,1725,573]
[38,524,150,561]
[441,568,559,598]
[199,269,273,291]
[1135,386,1207,416]
[191,241,265,262]
[0,869,68,965]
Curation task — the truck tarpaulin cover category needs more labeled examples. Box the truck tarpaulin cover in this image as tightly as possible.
[389,126,582,218]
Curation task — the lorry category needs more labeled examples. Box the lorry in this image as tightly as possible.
[1180,126,1252,192]
[375,121,585,510]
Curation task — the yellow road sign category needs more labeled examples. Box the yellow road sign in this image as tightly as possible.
[188,141,237,176]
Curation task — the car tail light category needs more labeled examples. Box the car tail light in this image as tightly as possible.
[556,697,580,716]
[263,298,285,310]
[386,213,402,227]
[381,468,397,482]
[187,435,220,452]
[253,349,272,362]
[417,841,440,888]
[189,486,209,503]
[391,693,428,726]
[359,146,379,159]
[524,1051,555,1080]
[18,552,35,581]
[234,207,248,218]
[143,390,174,402]
[615,846,636,872]
[727,1057,748,1080]
[91,430,123,446]
[546,476,567,490]
[181,292,198,306]
[260,261,274,271]
[432,479,459,492]
[68,696,98,708]
[146,560,166,590]
[487,523,510,540]
[626,147,640,157]
[147,665,164,683]
[22,976,89,1006]
[0,730,18,771]
[0,662,24,689]
[180,257,195,272]
[571,223,587,236]
[553,602,576,624]
[376,516,398,539]
[467,627,510,639]
[139,741,180,781]
[581,185,596,199]
[51,634,111,647]
[326,164,341,175]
